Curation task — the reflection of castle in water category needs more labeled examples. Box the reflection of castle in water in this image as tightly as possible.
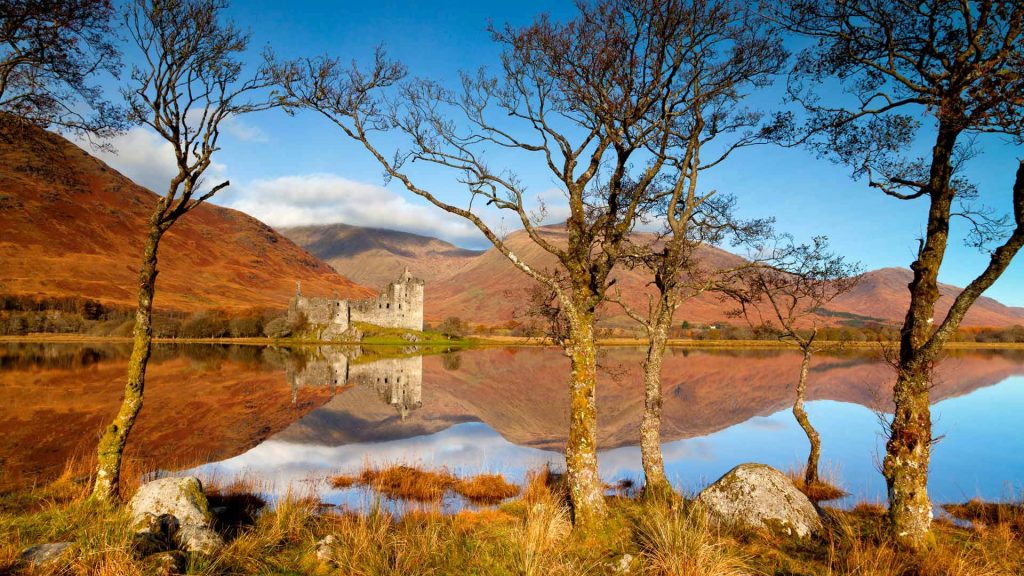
[286,349,423,419]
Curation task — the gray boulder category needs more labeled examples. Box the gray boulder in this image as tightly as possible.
[696,463,822,538]
[128,476,213,528]
[129,476,224,555]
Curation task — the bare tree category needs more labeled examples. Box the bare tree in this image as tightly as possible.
[771,0,1024,547]
[604,0,786,502]
[91,0,279,502]
[0,0,125,141]
[275,0,757,526]
[725,236,861,488]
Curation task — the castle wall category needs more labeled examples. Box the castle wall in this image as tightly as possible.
[349,276,424,331]
[290,270,424,337]
[289,295,351,339]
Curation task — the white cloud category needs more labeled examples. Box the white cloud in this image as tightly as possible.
[222,173,494,248]
[74,126,228,194]
[222,115,269,142]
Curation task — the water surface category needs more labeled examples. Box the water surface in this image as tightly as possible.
[1,343,1022,508]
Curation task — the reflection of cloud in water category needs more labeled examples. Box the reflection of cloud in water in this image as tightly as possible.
[192,422,563,488]
[746,416,788,431]
[191,377,1024,509]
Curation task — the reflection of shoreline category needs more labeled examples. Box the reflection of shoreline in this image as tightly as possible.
[5,334,1024,350]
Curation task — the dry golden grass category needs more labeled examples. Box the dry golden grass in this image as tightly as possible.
[634,504,752,576]
[358,465,455,502]
[329,465,521,505]
[328,475,358,489]
[3,464,1024,575]
[787,465,848,503]
[453,473,520,504]
[943,499,1024,534]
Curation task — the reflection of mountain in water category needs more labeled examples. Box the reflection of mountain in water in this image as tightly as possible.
[2,344,1022,488]
[276,348,1024,452]
[286,348,423,419]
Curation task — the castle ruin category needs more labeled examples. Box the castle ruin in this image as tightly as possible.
[289,269,425,340]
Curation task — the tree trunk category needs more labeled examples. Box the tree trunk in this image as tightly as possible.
[882,124,957,547]
[883,369,933,547]
[793,347,820,486]
[564,309,608,527]
[92,221,163,502]
[639,306,673,502]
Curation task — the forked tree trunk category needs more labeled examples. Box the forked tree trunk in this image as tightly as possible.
[564,308,608,527]
[92,220,163,502]
[639,305,673,501]
[793,347,821,486]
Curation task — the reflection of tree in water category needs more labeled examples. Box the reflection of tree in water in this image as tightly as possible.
[442,352,461,371]
[284,347,423,419]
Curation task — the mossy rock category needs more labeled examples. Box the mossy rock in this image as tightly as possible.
[696,463,823,538]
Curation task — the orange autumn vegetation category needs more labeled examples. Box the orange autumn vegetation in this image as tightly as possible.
[330,465,520,504]
[786,466,848,503]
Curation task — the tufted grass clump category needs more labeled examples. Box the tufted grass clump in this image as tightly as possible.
[329,465,520,505]
[634,503,752,576]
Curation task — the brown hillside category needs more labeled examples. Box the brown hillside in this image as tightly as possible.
[422,226,746,327]
[829,267,1024,327]
[424,228,1024,328]
[279,223,481,288]
[0,122,373,312]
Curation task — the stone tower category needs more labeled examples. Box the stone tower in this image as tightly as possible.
[349,268,425,331]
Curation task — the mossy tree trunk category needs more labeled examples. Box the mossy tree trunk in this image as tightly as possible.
[881,126,957,547]
[793,346,820,486]
[563,302,608,527]
[92,216,164,502]
[883,368,934,546]
[639,301,673,502]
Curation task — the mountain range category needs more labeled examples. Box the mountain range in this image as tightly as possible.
[282,223,1024,328]
[2,122,1022,328]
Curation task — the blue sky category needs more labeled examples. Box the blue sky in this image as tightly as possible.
[85,0,1024,306]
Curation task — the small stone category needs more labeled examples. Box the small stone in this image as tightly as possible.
[613,553,634,573]
[176,524,224,555]
[18,542,74,567]
[696,463,823,538]
[315,534,339,565]
[144,550,188,575]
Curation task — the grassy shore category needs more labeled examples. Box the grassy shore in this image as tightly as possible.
[4,332,1024,350]
[1,463,1021,575]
